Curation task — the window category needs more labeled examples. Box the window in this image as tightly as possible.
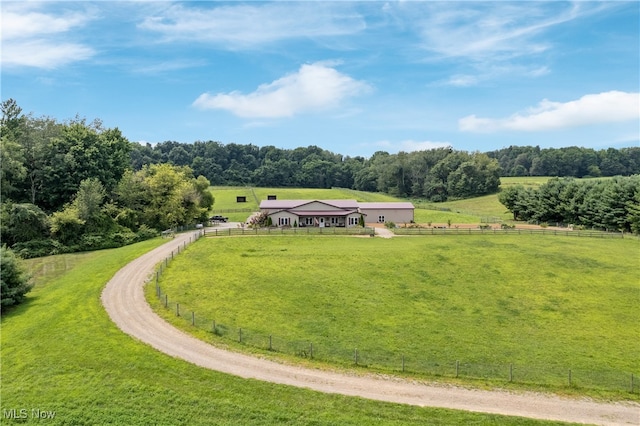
[331,217,337,225]
[278,217,290,226]
[348,216,359,226]
[378,215,385,223]
[305,217,314,226]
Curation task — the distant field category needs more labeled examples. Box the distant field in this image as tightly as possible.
[500,176,552,188]
[210,178,603,225]
[1,241,565,425]
[151,235,639,395]
[210,186,408,222]
[412,194,511,222]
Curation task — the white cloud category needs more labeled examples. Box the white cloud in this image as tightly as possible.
[405,2,621,83]
[400,140,452,152]
[0,3,95,69]
[3,40,94,69]
[193,62,371,118]
[445,74,479,87]
[459,91,640,133]
[415,2,591,61]
[132,59,206,75]
[370,139,452,153]
[138,2,365,48]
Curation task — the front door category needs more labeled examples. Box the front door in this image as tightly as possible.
[319,217,325,228]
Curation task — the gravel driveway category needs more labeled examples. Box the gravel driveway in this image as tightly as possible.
[101,232,639,425]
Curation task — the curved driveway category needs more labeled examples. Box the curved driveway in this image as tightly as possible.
[102,231,639,426]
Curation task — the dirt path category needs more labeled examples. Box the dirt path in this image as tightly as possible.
[101,232,639,426]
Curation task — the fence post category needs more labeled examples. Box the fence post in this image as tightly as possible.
[402,355,405,372]
[568,369,572,387]
[269,335,272,351]
[310,342,313,359]
[509,364,513,382]
[239,328,242,343]
[354,348,358,365]
[192,311,195,326]
[456,360,460,377]
[165,294,168,308]
[631,373,635,393]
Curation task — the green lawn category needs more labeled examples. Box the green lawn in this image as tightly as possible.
[151,235,639,396]
[1,239,569,425]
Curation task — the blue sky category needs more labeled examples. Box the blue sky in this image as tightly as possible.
[2,1,639,158]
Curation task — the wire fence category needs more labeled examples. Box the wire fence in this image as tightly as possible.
[151,236,638,395]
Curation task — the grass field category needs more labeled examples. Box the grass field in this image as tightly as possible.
[151,235,639,396]
[500,177,553,189]
[0,239,569,425]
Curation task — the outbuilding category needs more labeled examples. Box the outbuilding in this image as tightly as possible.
[358,202,415,224]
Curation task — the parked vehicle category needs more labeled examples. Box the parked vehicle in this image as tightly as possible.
[210,215,228,223]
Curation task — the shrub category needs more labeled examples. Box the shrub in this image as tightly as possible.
[136,224,159,241]
[384,221,396,229]
[12,239,66,259]
[107,231,137,246]
[1,246,33,310]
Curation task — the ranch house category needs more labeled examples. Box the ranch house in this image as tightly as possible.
[259,199,415,227]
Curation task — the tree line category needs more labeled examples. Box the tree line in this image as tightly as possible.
[133,142,504,200]
[499,176,640,233]
[133,139,639,200]
[487,145,640,178]
[1,99,213,262]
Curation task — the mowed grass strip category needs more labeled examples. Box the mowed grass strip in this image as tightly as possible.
[1,239,567,425]
[154,236,638,389]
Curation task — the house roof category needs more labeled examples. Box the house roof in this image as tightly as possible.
[259,199,359,210]
[289,209,359,217]
[358,202,415,210]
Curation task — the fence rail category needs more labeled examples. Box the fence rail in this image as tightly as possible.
[152,228,637,395]
[210,208,254,213]
[205,227,375,237]
[393,227,625,238]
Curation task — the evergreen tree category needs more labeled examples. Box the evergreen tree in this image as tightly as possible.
[1,246,33,310]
